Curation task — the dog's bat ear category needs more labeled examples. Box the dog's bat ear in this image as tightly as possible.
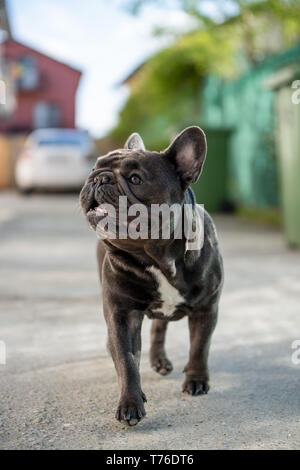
[124,133,146,151]
[163,126,207,188]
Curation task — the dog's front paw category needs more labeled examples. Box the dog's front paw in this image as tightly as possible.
[182,375,210,396]
[150,351,173,376]
[115,391,147,426]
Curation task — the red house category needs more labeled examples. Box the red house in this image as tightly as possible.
[0,39,82,133]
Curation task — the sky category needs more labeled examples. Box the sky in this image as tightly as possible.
[6,0,197,138]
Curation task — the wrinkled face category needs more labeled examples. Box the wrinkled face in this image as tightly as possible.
[80,127,207,246]
[80,149,183,228]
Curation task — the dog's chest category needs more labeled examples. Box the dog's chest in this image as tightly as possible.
[147,266,185,317]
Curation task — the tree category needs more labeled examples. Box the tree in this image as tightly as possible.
[125,0,300,64]
[110,0,300,147]
[111,28,237,147]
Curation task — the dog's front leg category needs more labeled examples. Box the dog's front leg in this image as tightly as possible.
[104,308,146,426]
[183,306,218,396]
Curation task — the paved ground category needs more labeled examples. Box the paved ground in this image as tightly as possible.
[0,191,299,450]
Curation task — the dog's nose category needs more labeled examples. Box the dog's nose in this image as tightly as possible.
[94,182,120,207]
[99,175,111,185]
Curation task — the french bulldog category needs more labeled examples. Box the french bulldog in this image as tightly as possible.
[80,126,223,426]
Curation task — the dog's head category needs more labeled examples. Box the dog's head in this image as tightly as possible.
[80,126,206,245]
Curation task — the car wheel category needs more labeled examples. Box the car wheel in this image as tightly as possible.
[18,187,34,196]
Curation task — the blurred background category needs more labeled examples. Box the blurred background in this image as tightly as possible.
[1,0,300,450]
[0,0,300,244]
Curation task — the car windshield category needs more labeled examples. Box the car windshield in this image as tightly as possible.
[36,133,88,147]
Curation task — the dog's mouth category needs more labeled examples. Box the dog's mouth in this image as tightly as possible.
[87,203,109,217]
[85,198,152,240]
[81,187,158,240]
[86,201,111,231]
[85,198,131,233]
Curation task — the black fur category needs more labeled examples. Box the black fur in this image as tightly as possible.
[80,127,223,426]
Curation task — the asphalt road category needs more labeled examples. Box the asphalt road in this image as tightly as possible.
[0,192,299,450]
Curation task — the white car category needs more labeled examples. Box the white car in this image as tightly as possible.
[15,129,95,191]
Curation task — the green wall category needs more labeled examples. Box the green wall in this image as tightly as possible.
[201,42,300,209]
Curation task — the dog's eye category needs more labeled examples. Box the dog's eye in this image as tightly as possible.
[129,175,142,185]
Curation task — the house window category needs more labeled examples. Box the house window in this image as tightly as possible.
[17,56,39,90]
[33,102,61,128]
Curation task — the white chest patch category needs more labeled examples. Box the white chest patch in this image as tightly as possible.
[148,266,185,317]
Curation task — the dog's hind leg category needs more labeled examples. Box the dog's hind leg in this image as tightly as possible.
[150,319,173,376]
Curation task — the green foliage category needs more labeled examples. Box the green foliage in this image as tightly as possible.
[225,0,300,64]
[126,1,300,61]
[111,0,300,148]
[111,29,237,148]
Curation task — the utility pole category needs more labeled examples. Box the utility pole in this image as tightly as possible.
[0,0,12,40]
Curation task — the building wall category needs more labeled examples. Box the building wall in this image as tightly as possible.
[201,42,300,209]
[0,40,81,133]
